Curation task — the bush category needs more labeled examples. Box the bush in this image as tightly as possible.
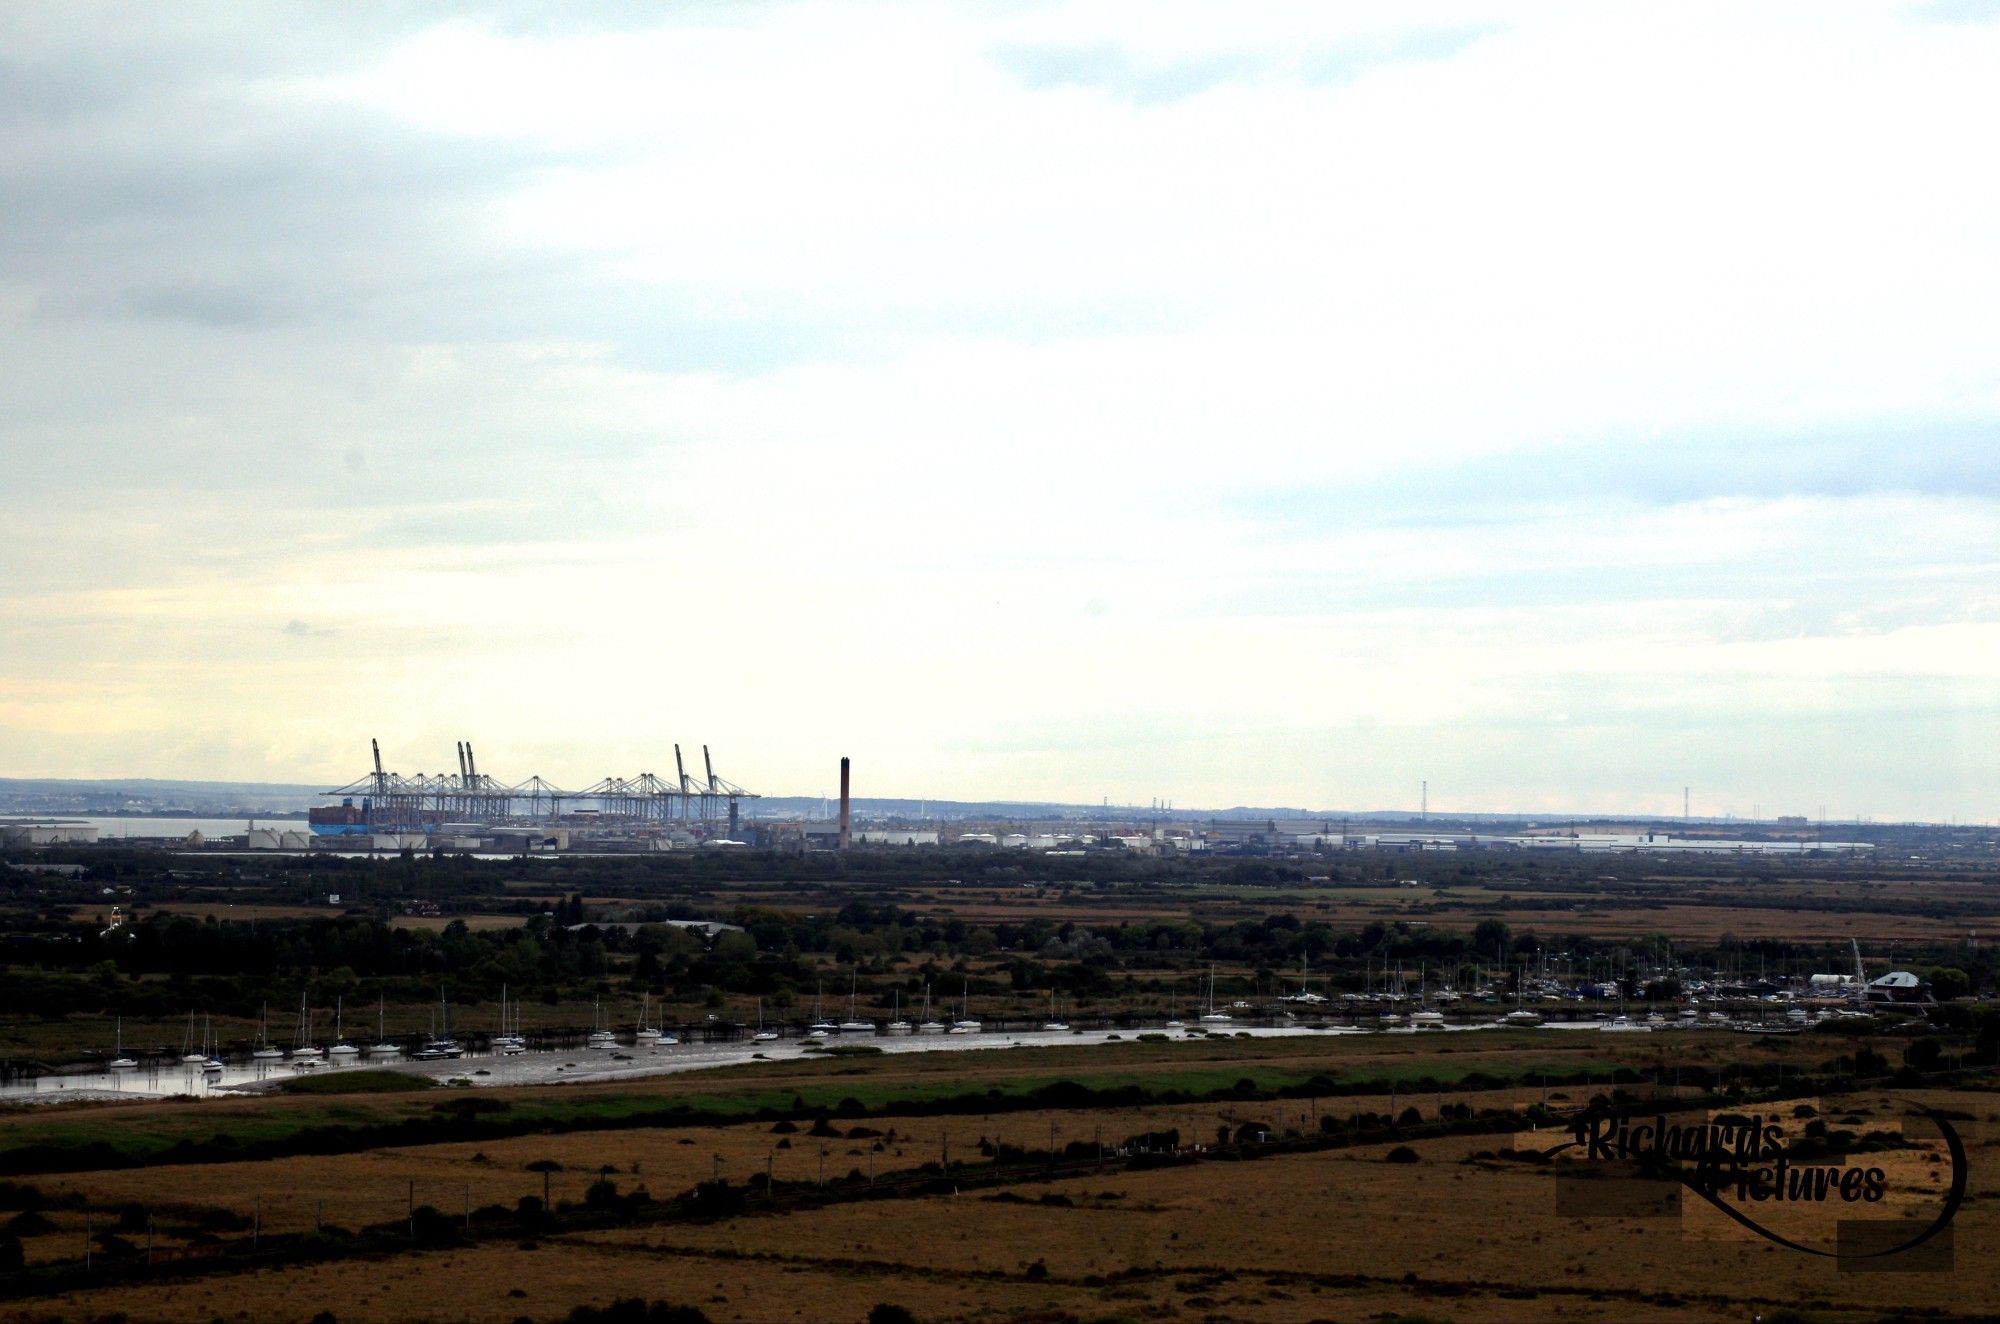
[5,1210,54,1237]
[1385,1146,1421,1164]
[869,1306,918,1324]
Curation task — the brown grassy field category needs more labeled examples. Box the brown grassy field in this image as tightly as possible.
[17,1083,1995,1324]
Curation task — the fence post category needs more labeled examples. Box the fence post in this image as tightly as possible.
[147,1213,154,1268]
[253,1196,260,1251]
[408,1180,414,1236]
[84,1212,92,1272]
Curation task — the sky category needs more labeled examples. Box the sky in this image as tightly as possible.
[3,1,1997,820]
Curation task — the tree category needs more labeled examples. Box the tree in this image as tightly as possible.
[1471,919,1510,956]
[1929,967,1971,1002]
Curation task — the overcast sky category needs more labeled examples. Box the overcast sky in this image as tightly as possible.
[4,1,1997,819]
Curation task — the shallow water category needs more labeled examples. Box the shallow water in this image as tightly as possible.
[0,1022,1401,1104]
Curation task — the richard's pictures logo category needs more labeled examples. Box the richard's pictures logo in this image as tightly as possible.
[1539,1100,1967,1271]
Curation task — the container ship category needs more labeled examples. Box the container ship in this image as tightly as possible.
[309,798,371,837]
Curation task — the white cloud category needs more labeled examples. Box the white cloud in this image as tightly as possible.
[1,1,1997,817]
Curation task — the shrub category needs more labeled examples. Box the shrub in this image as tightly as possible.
[1385,1146,1421,1164]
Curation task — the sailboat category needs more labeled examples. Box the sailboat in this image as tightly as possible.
[586,997,618,1050]
[950,981,981,1034]
[200,1014,226,1072]
[1164,979,1186,1031]
[368,997,404,1055]
[887,989,912,1034]
[1198,964,1233,1024]
[329,996,361,1057]
[492,986,526,1054]
[252,1003,284,1060]
[753,998,778,1042]
[108,1017,138,1070]
[289,995,322,1060]
[808,980,837,1037]
[917,983,946,1034]
[1501,967,1542,1026]
[634,992,663,1048]
[180,1011,207,1065]
[838,970,873,1033]
[1408,964,1446,1030]
[1042,989,1070,1032]
[415,993,463,1058]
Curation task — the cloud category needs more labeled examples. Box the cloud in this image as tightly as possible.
[1,1,1997,818]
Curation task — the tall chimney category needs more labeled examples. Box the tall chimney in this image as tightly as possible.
[838,757,851,850]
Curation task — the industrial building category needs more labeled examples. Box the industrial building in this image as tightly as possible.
[308,739,760,849]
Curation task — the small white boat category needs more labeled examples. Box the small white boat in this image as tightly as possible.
[328,997,360,1058]
[1042,989,1070,1032]
[200,1015,225,1072]
[252,1003,284,1060]
[1198,964,1233,1024]
[753,998,778,1042]
[180,1011,207,1065]
[1501,1008,1543,1027]
[886,991,912,1033]
[492,988,526,1054]
[1410,1009,1447,1030]
[108,1017,138,1070]
[585,996,618,1050]
[1600,1015,1651,1033]
[634,992,663,1047]
[949,981,981,1034]
[838,969,873,1032]
[916,984,946,1033]
[288,995,321,1059]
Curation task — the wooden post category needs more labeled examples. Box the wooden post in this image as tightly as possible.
[463,1184,470,1231]
[407,1180,414,1235]
[84,1212,91,1271]
[543,1168,551,1208]
[253,1197,260,1250]
[147,1213,154,1268]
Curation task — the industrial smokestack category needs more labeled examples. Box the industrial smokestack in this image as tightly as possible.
[838,757,851,850]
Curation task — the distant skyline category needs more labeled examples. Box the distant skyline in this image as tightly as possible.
[4,2,1998,821]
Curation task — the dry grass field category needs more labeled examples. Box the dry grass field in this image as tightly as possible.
[15,1084,1994,1324]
